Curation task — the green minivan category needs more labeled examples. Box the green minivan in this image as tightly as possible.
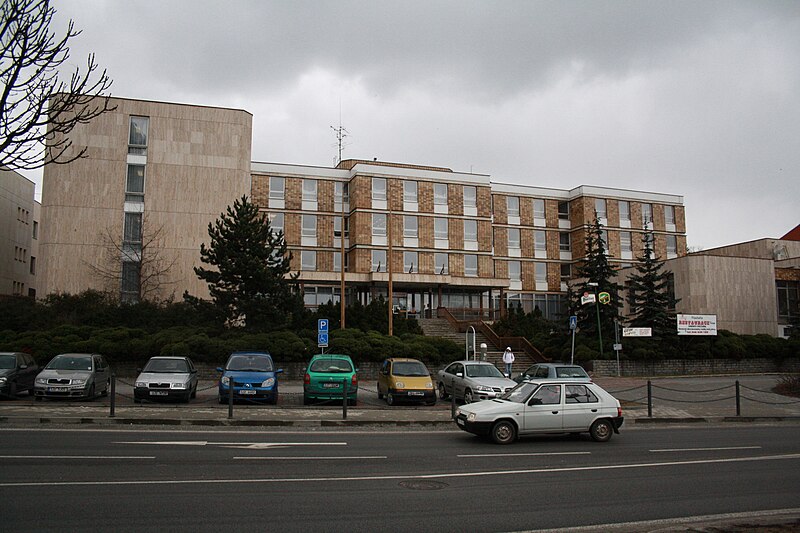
[303,353,358,406]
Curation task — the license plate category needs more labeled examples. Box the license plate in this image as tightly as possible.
[323,383,340,388]
[239,389,257,395]
[149,391,168,396]
[48,387,68,392]
[457,418,465,426]
[408,391,424,396]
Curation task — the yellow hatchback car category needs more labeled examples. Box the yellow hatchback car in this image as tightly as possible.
[377,358,436,406]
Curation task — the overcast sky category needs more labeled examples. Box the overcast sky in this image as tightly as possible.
[37,0,800,249]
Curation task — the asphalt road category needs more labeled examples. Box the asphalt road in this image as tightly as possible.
[1,425,799,532]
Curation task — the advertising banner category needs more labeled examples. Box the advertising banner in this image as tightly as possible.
[623,327,652,337]
[677,314,717,336]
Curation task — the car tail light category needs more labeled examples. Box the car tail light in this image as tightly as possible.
[617,407,623,417]
[304,373,310,385]
[351,374,358,386]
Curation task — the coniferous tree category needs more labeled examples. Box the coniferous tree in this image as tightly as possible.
[194,195,300,330]
[571,216,621,353]
[626,230,680,338]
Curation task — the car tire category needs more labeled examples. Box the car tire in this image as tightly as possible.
[438,383,449,400]
[491,420,517,445]
[191,385,197,399]
[101,379,109,397]
[218,396,227,404]
[377,384,383,400]
[463,389,474,404]
[386,393,394,406]
[590,419,614,442]
[27,385,35,396]
[8,382,17,399]
[88,384,95,400]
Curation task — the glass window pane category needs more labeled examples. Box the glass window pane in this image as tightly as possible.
[507,196,520,217]
[126,165,145,193]
[435,253,448,274]
[404,216,418,237]
[533,199,545,219]
[404,181,417,202]
[464,220,477,242]
[665,205,675,225]
[302,215,316,237]
[302,179,317,201]
[123,213,142,243]
[508,260,521,281]
[558,201,569,219]
[463,186,476,208]
[269,213,284,232]
[535,230,546,250]
[434,183,448,204]
[372,214,386,236]
[619,201,630,221]
[372,250,386,272]
[464,254,478,276]
[508,228,520,249]
[404,251,418,273]
[595,198,607,219]
[434,218,448,239]
[372,178,386,201]
[535,262,547,282]
[269,177,285,199]
[559,232,570,251]
[301,250,316,271]
[129,116,149,147]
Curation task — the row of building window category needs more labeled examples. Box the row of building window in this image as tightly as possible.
[121,115,150,302]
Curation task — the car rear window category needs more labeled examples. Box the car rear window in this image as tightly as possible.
[556,366,589,378]
[310,358,353,373]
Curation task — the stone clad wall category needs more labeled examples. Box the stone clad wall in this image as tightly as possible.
[591,358,800,377]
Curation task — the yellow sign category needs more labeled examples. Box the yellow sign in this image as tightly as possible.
[598,291,611,305]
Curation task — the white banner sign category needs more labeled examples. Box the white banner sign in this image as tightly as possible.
[677,314,718,336]
[623,327,652,337]
[581,293,596,305]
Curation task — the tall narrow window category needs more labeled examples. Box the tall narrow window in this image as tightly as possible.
[128,116,149,155]
[121,262,140,300]
[507,196,520,218]
[464,220,478,243]
[302,179,317,202]
[434,183,448,205]
[595,198,607,219]
[666,234,678,256]
[435,253,449,274]
[302,214,316,237]
[558,201,569,220]
[619,201,631,222]
[434,218,448,240]
[559,232,571,252]
[269,177,285,200]
[464,254,478,277]
[404,251,418,273]
[269,213,284,233]
[403,181,418,203]
[335,182,349,204]
[533,199,545,220]
[535,262,547,283]
[534,230,546,253]
[620,231,632,253]
[372,178,387,201]
[372,213,387,237]
[508,260,521,282]
[508,228,521,249]
[334,217,349,238]
[641,203,653,226]
[463,186,477,208]
[126,164,145,202]
[403,216,418,238]
[301,250,316,271]
[665,205,676,226]
[372,250,387,272]
[123,212,142,244]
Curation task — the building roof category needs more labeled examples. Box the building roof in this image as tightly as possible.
[780,224,800,241]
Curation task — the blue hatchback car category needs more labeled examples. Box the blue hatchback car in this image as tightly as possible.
[217,351,283,405]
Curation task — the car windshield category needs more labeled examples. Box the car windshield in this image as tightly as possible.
[226,355,273,372]
[499,382,538,403]
[0,355,16,369]
[144,359,189,373]
[392,361,429,377]
[465,364,505,378]
[310,358,353,373]
[556,366,589,378]
[46,356,92,371]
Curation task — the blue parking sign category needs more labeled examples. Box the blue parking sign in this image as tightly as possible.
[569,315,578,330]
[318,333,329,347]
[318,319,328,333]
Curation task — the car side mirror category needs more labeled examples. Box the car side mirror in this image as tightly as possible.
[191,369,197,374]
[216,367,224,372]
[275,369,284,374]
[19,364,28,369]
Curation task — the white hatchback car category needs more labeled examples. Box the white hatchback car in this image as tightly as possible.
[455,380,624,444]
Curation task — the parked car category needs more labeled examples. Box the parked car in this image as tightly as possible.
[436,360,517,404]
[304,353,358,406]
[34,353,110,400]
[513,363,590,383]
[134,356,198,403]
[377,358,436,406]
[217,351,282,404]
[455,380,624,444]
[0,352,39,399]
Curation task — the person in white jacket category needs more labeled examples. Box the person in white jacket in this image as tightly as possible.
[502,347,515,378]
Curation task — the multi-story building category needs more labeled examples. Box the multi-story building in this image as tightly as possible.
[0,168,40,297]
[39,96,686,319]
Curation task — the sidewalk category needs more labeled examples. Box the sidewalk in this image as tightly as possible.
[1,375,798,428]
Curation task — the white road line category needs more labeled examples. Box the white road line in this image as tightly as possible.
[650,446,762,453]
[0,455,155,460]
[114,441,348,448]
[1,453,798,488]
[233,456,387,460]
[458,452,591,458]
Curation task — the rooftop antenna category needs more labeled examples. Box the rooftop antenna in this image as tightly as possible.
[331,101,350,166]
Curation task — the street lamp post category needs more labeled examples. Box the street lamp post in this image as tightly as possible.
[588,282,603,357]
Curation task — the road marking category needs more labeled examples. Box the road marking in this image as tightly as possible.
[0,455,155,460]
[650,446,762,453]
[233,456,387,460]
[114,441,348,450]
[457,452,591,458]
[1,453,798,488]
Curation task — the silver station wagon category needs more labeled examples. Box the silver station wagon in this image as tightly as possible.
[456,380,624,444]
[436,360,517,403]
[134,356,199,403]
[34,353,110,400]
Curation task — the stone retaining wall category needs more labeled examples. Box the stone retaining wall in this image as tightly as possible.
[591,358,800,377]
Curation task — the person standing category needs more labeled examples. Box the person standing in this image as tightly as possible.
[502,347,515,378]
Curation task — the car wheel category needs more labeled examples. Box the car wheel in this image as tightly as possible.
[386,393,394,406]
[101,379,109,397]
[27,385,35,396]
[590,419,614,442]
[218,396,227,404]
[88,384,96,399]
[191,385,197,399]
[377,384,383,400]
[463,389,474,404]
[438,383,449,400]
[8,382,17,399]
[491,420,517,445]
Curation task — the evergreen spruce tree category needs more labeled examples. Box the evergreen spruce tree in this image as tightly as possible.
[194,195,300,330]
[572,216,622,354]
[626,230,680,338]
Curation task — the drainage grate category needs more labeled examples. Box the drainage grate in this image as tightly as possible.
[398,480,448,491]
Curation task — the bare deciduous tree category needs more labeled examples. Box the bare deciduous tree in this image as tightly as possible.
[1,0,113,171]
[88,216,178,303]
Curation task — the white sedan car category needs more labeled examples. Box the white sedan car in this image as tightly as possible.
[455,380,624,444]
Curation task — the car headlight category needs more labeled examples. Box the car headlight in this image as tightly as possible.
[425,382,433,389]
[171,382,187,390]
[261,377,275,388]
[467,413,477,423]
[474,385,494,392]
[73,379,87,386]
[394,381,404,389]
[36,377,47,384]
[0,377,6,385]
[221,376,230,386]
[135,381,147,388]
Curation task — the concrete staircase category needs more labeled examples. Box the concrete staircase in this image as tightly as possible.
[418,318,535,373]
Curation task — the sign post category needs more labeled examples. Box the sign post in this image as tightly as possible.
[569,315,577,365]
[317,318,329,353]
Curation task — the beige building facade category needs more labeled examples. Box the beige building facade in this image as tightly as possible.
[40,97,253,300]
[0,168,40,297]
